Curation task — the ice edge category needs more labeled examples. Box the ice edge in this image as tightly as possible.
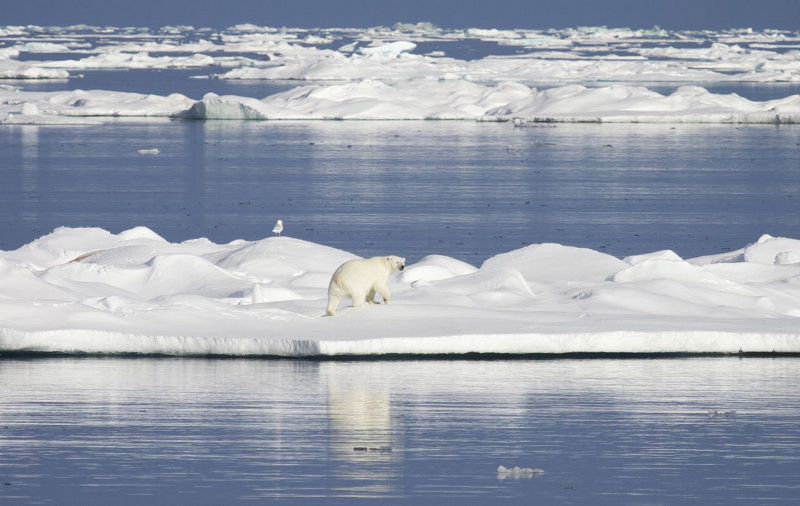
[2,327,799,358]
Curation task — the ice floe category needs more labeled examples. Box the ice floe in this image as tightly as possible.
[4,80,799,123]
[1,227,799,357]
[0,58,69,79]
[1,89,195,122]
[36,51,216,70]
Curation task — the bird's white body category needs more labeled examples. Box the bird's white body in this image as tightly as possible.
[272,219,284,236]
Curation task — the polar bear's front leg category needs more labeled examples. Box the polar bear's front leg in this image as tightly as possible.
[375,282,391,304]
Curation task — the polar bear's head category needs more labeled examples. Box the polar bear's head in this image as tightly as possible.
[386,256,406,272]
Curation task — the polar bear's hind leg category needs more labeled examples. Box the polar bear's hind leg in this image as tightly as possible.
[326,276,344,316]
[326,292,341,316]
[350,288,369,307]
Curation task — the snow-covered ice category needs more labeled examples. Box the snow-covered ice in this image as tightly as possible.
[3,81,799,123]
[0,58,69,79]
[1,88,195,122]
[1,227,799,357]
[493,84,800,123]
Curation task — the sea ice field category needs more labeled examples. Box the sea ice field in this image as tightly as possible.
[1,23,800,357]
[3,24,800,123]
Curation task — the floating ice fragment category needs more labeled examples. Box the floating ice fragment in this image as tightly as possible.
[359,41,416,57]
[337,42,358,53]
[707,409,737,418]
[353,446,392,452]
[497,466,544,479]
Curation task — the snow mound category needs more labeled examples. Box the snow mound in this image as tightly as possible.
[624,250,683,266]
[743,235,800,265]
[482,242,629,283]
[398,255,478,284]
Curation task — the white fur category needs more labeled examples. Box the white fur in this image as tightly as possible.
[326,255,406,316]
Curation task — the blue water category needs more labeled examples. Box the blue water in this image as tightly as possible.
[2,119,799,263]
[1,357,798,505]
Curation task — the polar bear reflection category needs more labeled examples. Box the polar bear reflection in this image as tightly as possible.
[326,255,405,316]
[324,362,400,496]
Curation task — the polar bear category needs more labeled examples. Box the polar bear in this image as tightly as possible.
[326,256,406,316]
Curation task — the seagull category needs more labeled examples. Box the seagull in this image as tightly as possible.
[272,219,284,236]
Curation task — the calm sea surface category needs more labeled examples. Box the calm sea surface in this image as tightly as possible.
[2,119,799,263]
[1,357,799,505]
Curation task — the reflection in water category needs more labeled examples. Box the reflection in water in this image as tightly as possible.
[324,363,400,497]
[0,357,799,505]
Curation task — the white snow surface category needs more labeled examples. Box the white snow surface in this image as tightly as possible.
[1,227,799,357]
[3,81,799,124]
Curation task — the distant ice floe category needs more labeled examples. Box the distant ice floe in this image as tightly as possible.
[37,51,216,70]
[3,81,799,124]
[212,49,740,83]
[1,89,195,123]
[0,59,69,79]
[1,227,799,357]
